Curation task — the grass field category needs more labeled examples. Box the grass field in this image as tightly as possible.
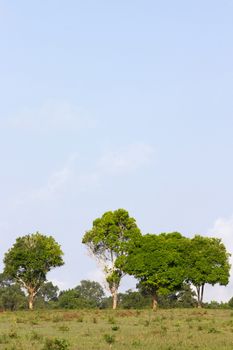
[0,308,233,349]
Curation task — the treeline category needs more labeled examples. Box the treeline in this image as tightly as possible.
[1,276,233,311]
[0,208,231,310]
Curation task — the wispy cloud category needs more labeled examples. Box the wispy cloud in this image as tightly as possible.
[29,154,77,201]
[34,143,154,197]
[2,101,95,132]
[32,166,72,201]
[98,143,154,175]
[9,143,155,206]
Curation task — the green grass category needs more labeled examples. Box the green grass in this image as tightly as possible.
[0,309,233,349]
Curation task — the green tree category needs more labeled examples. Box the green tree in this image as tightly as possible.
[58,280,105,309]
[175,283,197,308]
[82,209,141,309]
[58,289,84,309]
[122,232,188,310]
[0,274,27,311]
[35,281,59,308]
[0,284,27,311]
[3,232,64,310]
[75,280,105,308]
[187,235,230,307]
[38,281,59,302]
[118,289,151,309]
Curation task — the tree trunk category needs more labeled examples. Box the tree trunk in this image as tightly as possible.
[200,284,204,306]
[196,286,202,308]
[152,294,158,310]
[111,285,118,310]
[28,289,35,310]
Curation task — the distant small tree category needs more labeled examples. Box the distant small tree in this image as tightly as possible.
[4,232,64,310]
[57,281,105,309]
[75,280,105,308]
[82,209,141,309]
[118,289,151,309]
[38,281,59,302]
[35,281,59,308]
[187,235,230,307]
[0,274,26,311]
[176,283,197,308]
[58,289,84,309]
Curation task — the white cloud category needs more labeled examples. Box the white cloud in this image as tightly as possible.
[203,216,233,302]
[8,143,155,208]
[98,143,154,175]
[34,144,154,198]
[3,101,95,132]
[13,154,77,204]
[48,279,70,292]
[33,166,72,201]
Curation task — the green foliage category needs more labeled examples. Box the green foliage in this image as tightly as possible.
[123,232,188,307]
[34,281,59,308]
[0,284,27,311]
[103,333,115,344]
[186,235,230,306]
[58,289,85,309]
[205,301,229,309]
[175,283,197,308]
[82,209,141,257]
[118,289,151,309]
[3,232,64,309]
[57,280,105,309]
[75,280,105,307]
[38,282,59,302]
[35,282,59,308]
[157,283,197,309]
[82,209,141,308]
[187,236,230,286]
[43,338,69,350]
[0,273,27,311]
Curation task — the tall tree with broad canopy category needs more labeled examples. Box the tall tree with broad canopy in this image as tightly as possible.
[186,235,230,307]
[121,232,188,310]
[3,232,64,310]
[82,209,141,309]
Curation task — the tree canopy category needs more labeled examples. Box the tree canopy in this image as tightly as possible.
[122,232,188,309]
[4,232,64,310]
[58,280,105,309]
[75,280,105,308]
[82,208,141,309]
[186,235,230,307]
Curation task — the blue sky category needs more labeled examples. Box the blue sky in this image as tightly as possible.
[0,0,233,301]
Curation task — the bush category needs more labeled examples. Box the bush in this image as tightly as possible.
[43,338,69,350]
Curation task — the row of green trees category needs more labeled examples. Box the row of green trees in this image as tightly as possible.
[1,275,233,311]
[82,209,231,309]
[1,208,231,310]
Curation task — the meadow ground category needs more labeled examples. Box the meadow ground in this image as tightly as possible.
[0,308,233,349]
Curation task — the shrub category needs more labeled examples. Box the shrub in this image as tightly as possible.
[43,338,69,350]
[103,334,115,345]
